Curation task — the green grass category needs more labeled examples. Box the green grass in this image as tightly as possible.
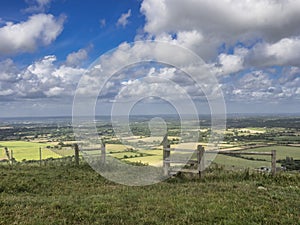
[111,152,140,159]
[273,136,300,141]
[0,164,299,224]
[213,154,274,169]
[249,146,300,159]
[0,141,59,161]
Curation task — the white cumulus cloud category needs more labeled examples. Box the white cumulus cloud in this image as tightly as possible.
[44,87,65,97]
[0,54,86,101]
[141,0,300,60]
[66,48,89,67]
[245,37,300,67]
[141,0,300,41]
[0,14,65,55]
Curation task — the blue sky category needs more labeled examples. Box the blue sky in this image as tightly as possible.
[0,0,143,64]
[0,0,300,117]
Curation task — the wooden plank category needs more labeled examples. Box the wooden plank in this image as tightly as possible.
[39,147,42,166]
[80,147,104,151]
[163,134,171,176]
[170,169,199,174]
[164,159,198,164]
[101,143,106,164]
[169,171,178,175]
[164,148,196,153]
[10,150,14,165]
[198,145,205,178]
[83,153,102,157]
[165,144,171,176]
[74,144,80,166]
[206,151,272,156]
[162,134,169,147]
[4,147,10,160]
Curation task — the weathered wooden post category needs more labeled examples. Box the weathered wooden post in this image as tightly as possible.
[271,150,276,176]
[197,145,205,178]
[10,149,14,165]
[39,147,42,166]
[162,135,170,176]
[101,143,106,164]
[4,147,10,164]
[74,144,80,166]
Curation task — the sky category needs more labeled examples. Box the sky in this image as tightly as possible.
[0,0,300,117]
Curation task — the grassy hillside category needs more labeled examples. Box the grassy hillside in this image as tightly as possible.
[0,164,299,224]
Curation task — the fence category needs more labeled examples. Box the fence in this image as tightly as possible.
[74,144,106,166]
[163,142,277,177]
[3,147,13,165]
[207,149,277,176]
[1,143,107,166]
[1,145,81,166]
[2,142,277,177]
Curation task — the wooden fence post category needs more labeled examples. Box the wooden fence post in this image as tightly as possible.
[162,135,170,176]
[197,145,205,178]
[4,147,10,164]
[74,144,79,166]
[101,143,106,164]
[10,149,14,165]
[163,145,171,176]
[39,147,42,166]
[271,150,276,176]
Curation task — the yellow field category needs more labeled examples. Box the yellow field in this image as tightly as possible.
[105,144,132,152]
[123,155,163,166]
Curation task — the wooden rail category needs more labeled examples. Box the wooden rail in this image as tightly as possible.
[73,143,106,165]
[205,150,277,176]
[162,135,206,177]
[163,140,277,177]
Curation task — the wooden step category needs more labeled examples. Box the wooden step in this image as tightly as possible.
[169,168,199,175]
[164,159,198,164]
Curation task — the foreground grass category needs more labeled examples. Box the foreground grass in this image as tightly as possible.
[0,164,299,225]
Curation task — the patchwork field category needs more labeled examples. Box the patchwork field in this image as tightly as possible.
[1,140,299,171]
[0,141,59,161]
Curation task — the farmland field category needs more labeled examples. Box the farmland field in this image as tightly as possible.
[0,141,60,161]
[2,140,300,171]
[114,144,300,169]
